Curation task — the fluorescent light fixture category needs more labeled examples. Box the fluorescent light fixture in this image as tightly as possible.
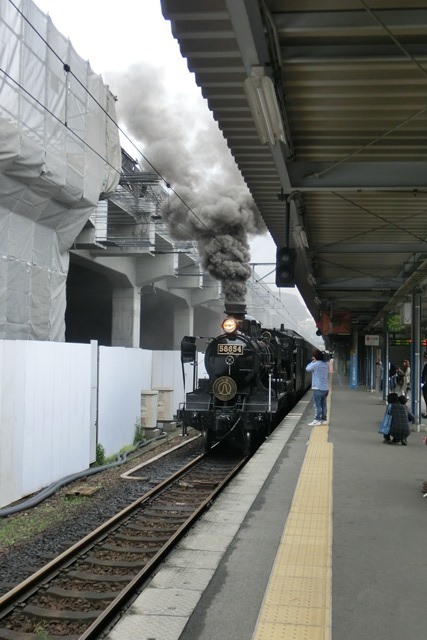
[244,67,286,146]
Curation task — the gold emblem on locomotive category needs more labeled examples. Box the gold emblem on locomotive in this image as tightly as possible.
[213,376,237,401]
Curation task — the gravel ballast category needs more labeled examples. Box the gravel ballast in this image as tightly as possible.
[0,431,201,595]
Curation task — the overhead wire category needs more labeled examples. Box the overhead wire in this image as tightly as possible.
[3,0,310,332]
[314,203,427,251]
[331,192,427,246]
[306,0,427,180]
[5,0,225,247]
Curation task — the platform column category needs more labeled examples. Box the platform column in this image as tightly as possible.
[111,286,141,347]
[411,289,422,425]
[383,318,389,400]
[349,328,358,389]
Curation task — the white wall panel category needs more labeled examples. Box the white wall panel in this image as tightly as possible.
[0,340,92,509]
[0,341,25,508]
[140,349,153,391]
[97,347,152,457]
[21,342,92,493]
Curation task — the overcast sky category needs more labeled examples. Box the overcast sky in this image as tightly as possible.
[33,0,312,315]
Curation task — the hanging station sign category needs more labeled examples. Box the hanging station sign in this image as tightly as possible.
[365,335,380,346]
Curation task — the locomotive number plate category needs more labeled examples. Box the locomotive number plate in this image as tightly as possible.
[217,344,243,355]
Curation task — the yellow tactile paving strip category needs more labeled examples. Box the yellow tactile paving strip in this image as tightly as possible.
[252,393,333,640]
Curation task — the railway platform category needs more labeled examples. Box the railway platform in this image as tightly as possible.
[105,370,427,640]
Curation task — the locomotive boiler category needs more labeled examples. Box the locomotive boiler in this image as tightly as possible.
[178,302,313,453]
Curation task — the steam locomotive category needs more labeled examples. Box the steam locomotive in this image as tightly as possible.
[177,302,314,454]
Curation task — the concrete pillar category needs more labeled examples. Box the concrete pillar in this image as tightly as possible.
[173,305,194,349]
[349,328,358,389]
[383,318,389,400]
[374,347,382,398]
[111,286,141,347]
[411,289,422,424]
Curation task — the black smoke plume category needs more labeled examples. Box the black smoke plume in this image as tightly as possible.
[107,62,267,301]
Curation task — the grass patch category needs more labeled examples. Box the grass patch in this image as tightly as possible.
[34,625,49,639]
[0,496,85,550]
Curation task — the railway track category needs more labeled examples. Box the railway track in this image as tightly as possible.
[0,450,247,639]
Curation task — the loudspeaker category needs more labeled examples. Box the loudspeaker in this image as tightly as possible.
[275,247,296,287]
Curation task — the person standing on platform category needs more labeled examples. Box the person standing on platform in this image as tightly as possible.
[421,352,427,418]
[403,358,411,398]
[306,349,329,426]
[394,366,405,396]
[389,361,397,390]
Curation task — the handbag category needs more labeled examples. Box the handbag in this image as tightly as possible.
[378,405,393,435]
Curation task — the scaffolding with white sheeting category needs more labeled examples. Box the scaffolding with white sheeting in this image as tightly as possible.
[0,0,121,340]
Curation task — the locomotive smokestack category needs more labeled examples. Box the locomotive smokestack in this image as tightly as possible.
[224,301,246,318]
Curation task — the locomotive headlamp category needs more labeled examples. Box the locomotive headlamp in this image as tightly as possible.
[222,317,238,333]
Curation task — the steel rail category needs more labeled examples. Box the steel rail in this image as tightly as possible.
[80,455,248,640]
[0,452,206,613]
[0,452,248,639]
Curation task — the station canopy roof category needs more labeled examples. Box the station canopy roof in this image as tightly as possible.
[161,0,427,341]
